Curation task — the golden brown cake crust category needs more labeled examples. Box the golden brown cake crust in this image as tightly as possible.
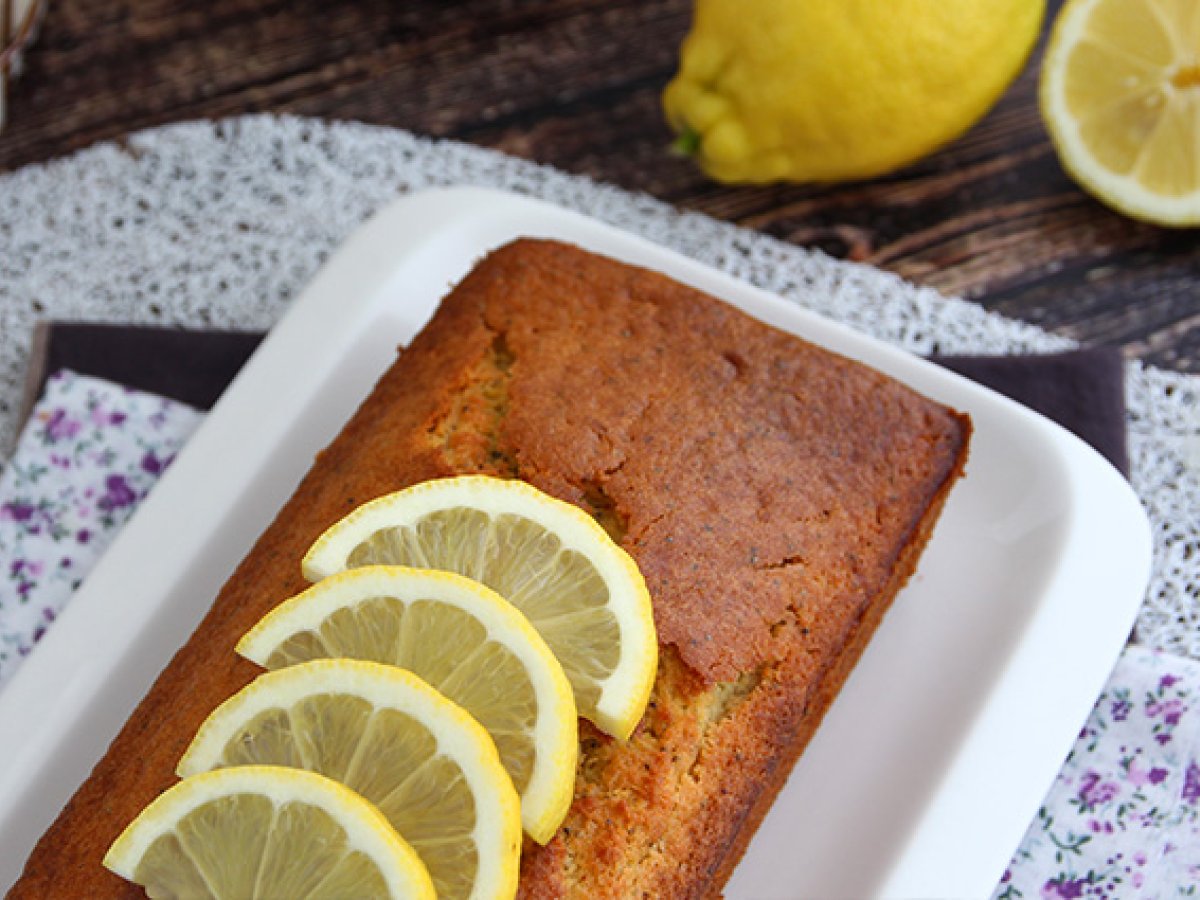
[9,239,970,899]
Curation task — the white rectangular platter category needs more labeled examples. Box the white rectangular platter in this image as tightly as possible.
[0,187,1151,898]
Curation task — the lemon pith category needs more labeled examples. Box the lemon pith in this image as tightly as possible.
[663,0,1046,184]
[1040,0,1200,226]
[302,475,658,741]
[177,660,521,900]
[104,765,435,899]
[235,565,578,844]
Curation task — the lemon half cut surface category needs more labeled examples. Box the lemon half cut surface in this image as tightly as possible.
[1041,0,1200,226]
[302,476,658,741]
[104,765,435,899]
[177,660,520,900]
[236,565,577,844]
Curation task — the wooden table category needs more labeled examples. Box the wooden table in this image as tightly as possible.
[1,0,1196,373]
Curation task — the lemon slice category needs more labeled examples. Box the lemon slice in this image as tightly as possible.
[236,565,577,844]
[1040,0,1200,225]
[177,660,520,900]
[303,475,657,740]
[104,765,435,899]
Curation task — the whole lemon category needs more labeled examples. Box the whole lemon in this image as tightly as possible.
[663,0,1046,184]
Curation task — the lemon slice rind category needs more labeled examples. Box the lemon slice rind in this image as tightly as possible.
[104,765,435,899]
[235,565,577,843]
[302,476,657,740]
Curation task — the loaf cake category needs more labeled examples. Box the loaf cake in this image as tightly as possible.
[10,239,970,898]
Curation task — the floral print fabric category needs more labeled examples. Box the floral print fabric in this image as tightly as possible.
[997,644,1200,898]
[0,369,201,686]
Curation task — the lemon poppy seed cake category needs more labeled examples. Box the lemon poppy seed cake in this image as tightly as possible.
[11,239,970,898]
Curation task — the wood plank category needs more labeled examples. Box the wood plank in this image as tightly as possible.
[0,0,1195,372]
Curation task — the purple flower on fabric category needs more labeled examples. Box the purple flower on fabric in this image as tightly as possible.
[1,502,34,523]
[1127,757,1160,788]
[1041,876,1087,899]
[140,451,167,475]
[108,411,127,426]
[1160,698,1184,726]
[1110,698,1132,721]
[42,408,81,442]
[76,528,91,544]
[1183,762,1200,804]
[98,475,136,511]
[1077,770,1119,808]
[1160,673,1180,690]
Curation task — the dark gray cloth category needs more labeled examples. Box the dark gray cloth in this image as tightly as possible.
[22,323,1129,477]
[932,347,1128,476]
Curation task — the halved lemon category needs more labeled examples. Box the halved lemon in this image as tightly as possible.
[177,660,520,900]
[104,765,434,899]
[1040,0,1200,226]
[236,565,577,844]
[302,476,657,740]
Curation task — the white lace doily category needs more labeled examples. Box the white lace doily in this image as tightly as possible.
[0,115,1197,655]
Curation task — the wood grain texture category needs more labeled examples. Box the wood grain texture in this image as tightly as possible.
[1,0,1196,372]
